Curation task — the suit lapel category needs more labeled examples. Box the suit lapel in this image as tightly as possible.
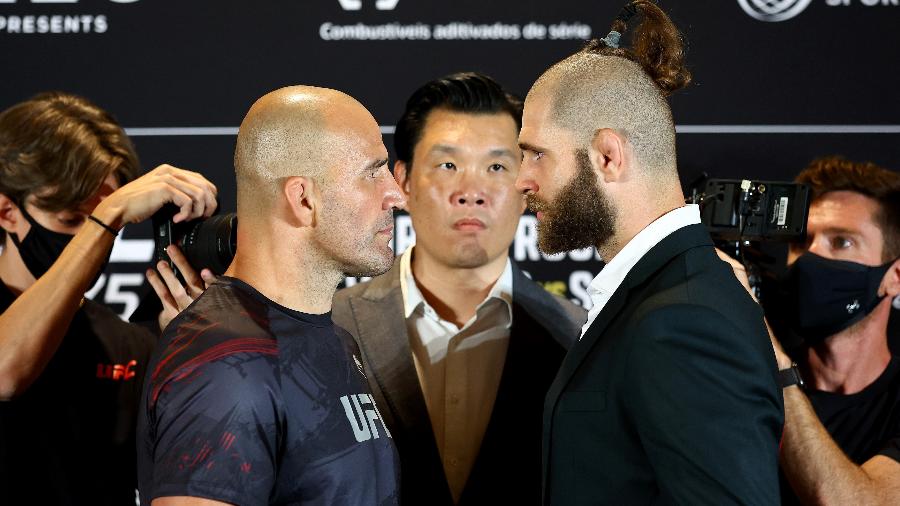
[347,262,432,434]
[546,224,713,400]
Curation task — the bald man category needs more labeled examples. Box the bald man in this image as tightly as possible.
[137,86,405,506]
[515,3,783,504]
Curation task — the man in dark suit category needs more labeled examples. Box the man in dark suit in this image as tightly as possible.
[515,3,784,504]
[332,72,586,505]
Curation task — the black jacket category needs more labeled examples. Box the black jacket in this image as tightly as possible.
[542,224,784,505]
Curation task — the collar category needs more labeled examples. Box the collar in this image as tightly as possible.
[587,204,701,307]
[399,246,513,325]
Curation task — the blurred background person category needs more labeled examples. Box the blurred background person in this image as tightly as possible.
[0,92,218,505]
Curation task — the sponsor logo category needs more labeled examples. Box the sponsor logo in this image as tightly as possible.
[739,0,900,22]
[96,359,137,381]
[340,394,392,442]
[737,0,814,22]
[0,0,141,34]
[338,0,399,10]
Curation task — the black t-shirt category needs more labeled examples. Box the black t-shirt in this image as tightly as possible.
[137,276,400,506]
[781,357,900,504]
[0,281,156,506]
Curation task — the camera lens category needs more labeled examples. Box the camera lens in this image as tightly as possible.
[178,213,237,275]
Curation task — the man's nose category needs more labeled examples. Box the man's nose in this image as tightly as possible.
[384,177,407,211]
[515,168,538,195]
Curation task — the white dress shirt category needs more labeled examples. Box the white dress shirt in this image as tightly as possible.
[580,204,701,339]
[399,246,513,501]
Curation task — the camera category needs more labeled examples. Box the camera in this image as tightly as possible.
[690,178,811,243]
[151,204,237,278]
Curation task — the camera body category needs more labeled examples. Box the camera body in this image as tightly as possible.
[692,179,811,243]
[151,204,237,278]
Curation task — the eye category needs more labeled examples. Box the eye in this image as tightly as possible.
[530,151,545,161]
[488,163,506,173]
[831,236,853,250]
[438,162,456,171]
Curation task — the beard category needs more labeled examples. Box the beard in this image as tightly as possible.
[314,198,396,278]
[526,149,616,255]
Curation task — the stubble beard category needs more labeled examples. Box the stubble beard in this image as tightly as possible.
[527,149,616,255]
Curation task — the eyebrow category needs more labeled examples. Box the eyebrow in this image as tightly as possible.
[489,148,518,159]
[818,227,862,237]
[518,141,548,154]
[429,144,459,156]
[366,158,388,170]
[428,144,517,159]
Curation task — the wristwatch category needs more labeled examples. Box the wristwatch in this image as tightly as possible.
[778,363,805,389]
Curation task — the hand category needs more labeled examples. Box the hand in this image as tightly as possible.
[93,164,218,230]
[147,245,216,330]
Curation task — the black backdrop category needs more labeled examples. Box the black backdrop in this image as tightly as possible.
[1,0,899,318]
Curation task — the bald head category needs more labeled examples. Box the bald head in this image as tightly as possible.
[233,85,379,216]
[531,52,676,175]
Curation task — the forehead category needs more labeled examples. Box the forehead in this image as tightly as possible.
[808,190,882,234]
[519,90,569,148]
[416,109,519,152]
[332,109,387,159]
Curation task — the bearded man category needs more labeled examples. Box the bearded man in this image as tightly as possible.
[515,2,784,504]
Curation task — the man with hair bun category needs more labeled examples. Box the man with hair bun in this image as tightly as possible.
[516,2,783,503]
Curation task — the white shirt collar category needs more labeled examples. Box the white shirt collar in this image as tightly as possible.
[400,246,513,326]
[580,204,701,338]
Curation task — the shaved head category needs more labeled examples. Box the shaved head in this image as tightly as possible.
[532,53,676,175]
[233,85,377,216]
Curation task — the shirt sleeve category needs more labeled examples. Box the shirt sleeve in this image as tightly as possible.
[146,349,282,506]
[877,422,900,463]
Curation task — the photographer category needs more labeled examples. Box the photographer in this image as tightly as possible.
[0,92,217,505]
[727,156,900,505]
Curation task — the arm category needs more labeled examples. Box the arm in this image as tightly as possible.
[0,164,217,399]
[717,250,900,505]
[146,342,277,506]
[781,385,900,505]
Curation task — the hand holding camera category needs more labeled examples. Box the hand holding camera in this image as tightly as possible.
[92,163,218,231]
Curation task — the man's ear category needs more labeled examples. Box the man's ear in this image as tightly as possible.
[0,193,21,235]
[589,128,629,184]
[393,160,412,197]
[880,257,900,299]
[282,177,317,228]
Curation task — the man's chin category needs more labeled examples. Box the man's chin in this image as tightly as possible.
[342,248,395,278]
[537,230,596,255]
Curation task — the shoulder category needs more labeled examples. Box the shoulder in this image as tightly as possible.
[511,268,587,347]
[149,287,279,409]
[333,268,401,331]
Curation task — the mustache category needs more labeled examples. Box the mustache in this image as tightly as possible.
[526,194,550,213]
[377,214,395,230]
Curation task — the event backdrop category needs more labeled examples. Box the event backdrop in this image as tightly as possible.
[1,0,899,319]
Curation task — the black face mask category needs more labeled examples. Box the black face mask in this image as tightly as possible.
[9,206,112,289]
[9,206,75,280]
[785,252,893,345]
